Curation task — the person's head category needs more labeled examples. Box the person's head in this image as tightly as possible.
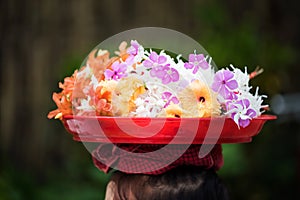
[105,165,229,200]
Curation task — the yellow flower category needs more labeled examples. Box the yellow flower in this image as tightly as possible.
[179,80,220,117]
[161,103,182,118]
[112,77,145,116]
[95,80,118,102]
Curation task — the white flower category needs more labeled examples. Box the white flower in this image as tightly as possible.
[230,64,251,92]
[90,75,99,90]
[77,96,94,111]
[240,87,267,116]
[131,84,167,117]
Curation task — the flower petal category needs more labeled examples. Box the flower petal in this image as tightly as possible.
[214,71,224,82]
[223,70,234,81]
[162,75,171,84]
[150,68,157,77]
[111,61,120,70]
[219,85,229,98]
[127,46,136,55]
[196,54,205,61]
[162,92,172,99]
[125,55,134,65]
[242,99,250,108]
[200,60,209,70]
[184,63,193,69]
[226,79,238,90]
[118,63,127,72]
[246,108,256,118]
[104,69,114,79]
[211,81,220,92]
[170,96,179,104]
[171,68,179,81]
[158,55,167,64]
[189,54,196,62]
[239,119,250,128]
[131,40,139,49]
[192,65,199,74]
[143,60,153,68]
[233,113,240,127]
[155,68,166,78]
[149,52,158,62]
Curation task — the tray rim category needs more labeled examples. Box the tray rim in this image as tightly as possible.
[62,114,277,144]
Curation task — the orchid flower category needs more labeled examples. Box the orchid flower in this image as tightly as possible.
[104,61,127,80]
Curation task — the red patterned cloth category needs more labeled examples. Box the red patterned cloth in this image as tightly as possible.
[92,144,223,175]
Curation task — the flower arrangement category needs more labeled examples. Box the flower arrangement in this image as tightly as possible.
[48,40,268,128]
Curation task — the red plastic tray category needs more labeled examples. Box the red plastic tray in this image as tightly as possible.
[62,115,276,144]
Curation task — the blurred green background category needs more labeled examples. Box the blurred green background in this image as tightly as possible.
[1,0,299,199]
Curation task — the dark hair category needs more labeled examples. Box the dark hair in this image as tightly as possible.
[109,166,229,200]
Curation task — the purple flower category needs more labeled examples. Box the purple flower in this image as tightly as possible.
[104,61,127,80]
[228,99,257,128]
[143,51,167,68]
[162,66,179,84]
[212,70,238,99]
[150,64,179,84]
[143,51,178,84]
[184,53,209,74]
[149,65,166,78]
[126,40,144,64]
[162,92,179,108]
[127,40,141,56]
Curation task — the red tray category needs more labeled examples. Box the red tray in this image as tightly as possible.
[62,115,276,144]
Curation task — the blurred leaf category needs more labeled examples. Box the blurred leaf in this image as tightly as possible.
[219,144,247,177]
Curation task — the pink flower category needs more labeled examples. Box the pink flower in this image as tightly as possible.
[150,64,179,84]
[161,65,179,84]
[127,40,141,56]
[162,92,179,108]
[212,69,238,99]
[143,51,167,68]
[143,52,179,84]
[126,40,144,64]
[184,53,209,74]
[104,61,127,80]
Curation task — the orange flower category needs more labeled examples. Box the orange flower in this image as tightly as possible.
[87,49,114,81]
[162,103,182,118]
[115,41,128,58]
[47,92,72,119]
[59,70,77,95]
[94,98,113,116]
[84,85,113,116]
[72,68,90,99]
[48,41,134,119]
[48,72,77,119]
[95,80,117,101]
